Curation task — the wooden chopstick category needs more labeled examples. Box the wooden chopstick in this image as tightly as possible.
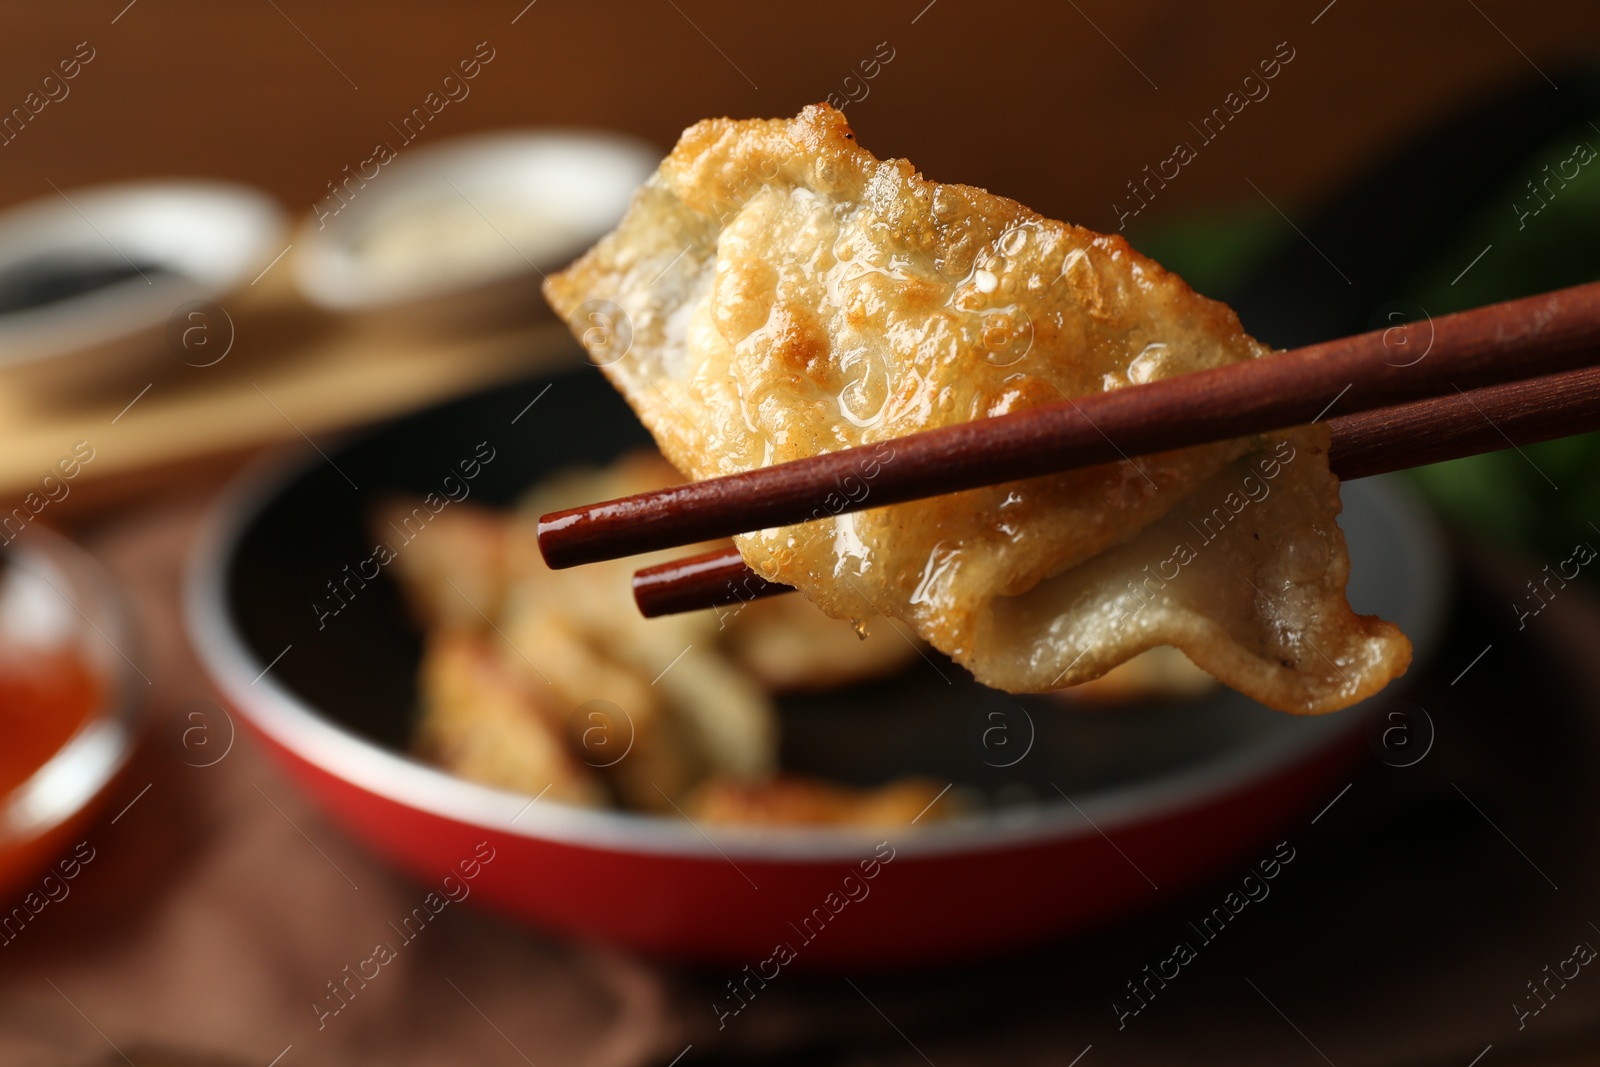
[537,281,1600,571]
[632,364,1600,618]
[632,544,792,617]
[1315,362,1600,479]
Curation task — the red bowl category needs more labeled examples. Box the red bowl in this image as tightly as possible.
[185,370,1446,967]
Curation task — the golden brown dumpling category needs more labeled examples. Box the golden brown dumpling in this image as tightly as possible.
[415,630,606,806]
[544,105,1410,713]
[687,775,958,828]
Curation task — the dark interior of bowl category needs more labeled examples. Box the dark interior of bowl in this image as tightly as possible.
[223,360,1321,811]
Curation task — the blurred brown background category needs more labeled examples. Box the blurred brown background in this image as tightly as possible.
[3,0,1596,236]
[4,0,1597,520]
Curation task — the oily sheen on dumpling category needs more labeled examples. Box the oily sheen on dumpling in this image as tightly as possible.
[543,104,1410,714]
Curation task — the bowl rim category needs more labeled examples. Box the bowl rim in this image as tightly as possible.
[1,525,144,847]
[290,128,661,311]
[186,439,1446,863]
[0,178,288,370]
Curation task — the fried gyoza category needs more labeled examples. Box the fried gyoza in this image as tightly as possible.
[505,453,914,706]
[375,497,513,631]
[385,450,921,819]
[388,456,778,810]
[688,775,958,828]
[508,453,770,803]
[723,591,919,692]
[415,630,605,806]
[544,105,1411,714]
[1054,646,1217,706]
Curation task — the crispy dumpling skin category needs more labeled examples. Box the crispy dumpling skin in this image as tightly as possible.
[416,630,606,806]
[1054,646,1217,707]
[544,105,1410,713]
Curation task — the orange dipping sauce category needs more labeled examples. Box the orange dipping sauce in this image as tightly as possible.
[0,649,100,799]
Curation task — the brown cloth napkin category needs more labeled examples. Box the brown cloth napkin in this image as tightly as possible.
[3,490,1600,1067]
